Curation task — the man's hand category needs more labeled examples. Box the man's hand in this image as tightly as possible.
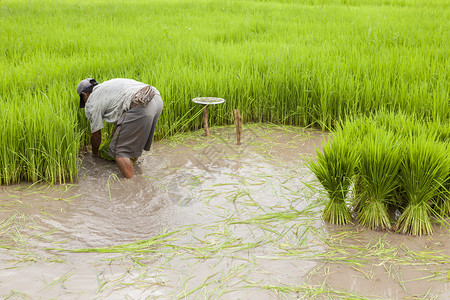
[91,130,101,157]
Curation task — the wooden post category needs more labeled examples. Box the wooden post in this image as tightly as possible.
[203,105,210,136]
[234,109,243,145]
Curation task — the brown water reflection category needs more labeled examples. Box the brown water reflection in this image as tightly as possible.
[0,124,448,299]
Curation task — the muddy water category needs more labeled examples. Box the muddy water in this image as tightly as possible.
[0,124,449,299]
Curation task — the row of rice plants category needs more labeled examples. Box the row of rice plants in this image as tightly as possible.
[0,90,80,185]
[308,112,450,235]
[1,0,448,183]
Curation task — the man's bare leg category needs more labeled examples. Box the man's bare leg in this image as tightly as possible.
[115,157,133,178]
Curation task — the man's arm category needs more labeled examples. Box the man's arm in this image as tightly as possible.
[91,130,101,157]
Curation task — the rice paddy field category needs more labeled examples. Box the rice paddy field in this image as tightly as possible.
[1,0,449,184]
[1,0,449,298]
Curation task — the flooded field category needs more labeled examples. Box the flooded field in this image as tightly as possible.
[1,124,449,299]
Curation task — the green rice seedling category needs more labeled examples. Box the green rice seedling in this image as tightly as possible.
[331,117,374,205]
[435,179,450,218]
[39,270,77,293]
[433,146,450,218]
[356,129,402,230]
[307,132,359,225]
[436,122,450,143]
[432,124,450,217]
[95,123,115,161]
[99,142,115,162]
[397,135,449,236]
[65,230,182,253]
[373,111,422,138]
[431,125,450,217]
[98,137,114,162]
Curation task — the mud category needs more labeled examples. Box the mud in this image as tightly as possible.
[0,124,449,299]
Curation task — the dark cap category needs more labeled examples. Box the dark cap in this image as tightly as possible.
[76,78,98,108]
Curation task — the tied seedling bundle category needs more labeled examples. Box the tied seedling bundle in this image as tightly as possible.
[306,131,358,225]
[99,124,115,162]
[355,130,401,231]
[99,140,115,162]
[308,112,450,235]
[397,135,448,235]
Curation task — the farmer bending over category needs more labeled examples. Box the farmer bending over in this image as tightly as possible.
[77,78,163,178]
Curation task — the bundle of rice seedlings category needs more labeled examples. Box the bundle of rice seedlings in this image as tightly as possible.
[433,142,450,218]
[356,130,401,230]
[434,176,450,218]
[337,116,379,206]
[397,135,449,236]
[307,133,359,225]
[98,124,115,162]
[432,125,450,217]
[99,139,115,162]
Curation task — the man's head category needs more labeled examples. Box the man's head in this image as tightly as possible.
[77,78,98,108]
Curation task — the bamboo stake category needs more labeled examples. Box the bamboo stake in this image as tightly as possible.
[203,105,210,136]
[234,109,243,145]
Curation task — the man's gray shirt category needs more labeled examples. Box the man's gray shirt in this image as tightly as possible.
[84,78,148,133]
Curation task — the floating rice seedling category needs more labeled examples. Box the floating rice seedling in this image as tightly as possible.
[255,283,372,299]
[61,230,182,254]
[39,270,77,293]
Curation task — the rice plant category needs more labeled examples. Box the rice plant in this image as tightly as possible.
[307,133,359,225]
[355,130,401,230]
[397,135,449,236]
